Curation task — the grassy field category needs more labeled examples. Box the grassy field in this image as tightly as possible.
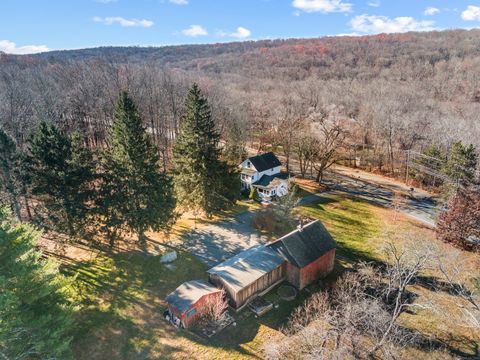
[63,195,479,359]
[297,195,480,359]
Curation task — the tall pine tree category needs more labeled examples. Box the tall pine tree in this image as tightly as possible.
[0,207,75,359]
[173,84,239,217]
[0,128,22,220]
[443,141,478,183]
[26,122,95,237]
[99,91,175,247]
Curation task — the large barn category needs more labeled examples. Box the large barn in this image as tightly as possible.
[267,220,336,290]
[207,245,286,310]
[207,220,336,310]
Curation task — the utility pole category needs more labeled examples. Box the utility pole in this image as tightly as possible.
[405,150,410,185]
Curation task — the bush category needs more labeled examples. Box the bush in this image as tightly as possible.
[252,209,295,237]
[249,187,261,202]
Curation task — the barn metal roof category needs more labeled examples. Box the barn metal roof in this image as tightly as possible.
[165,280,221,314]
[246,152,282,172]
[267,220,336,268]
[207,245,285,292]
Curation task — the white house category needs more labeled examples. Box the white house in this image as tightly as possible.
[240,152,289,198]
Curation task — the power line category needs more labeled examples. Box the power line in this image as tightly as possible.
[405,150,477,188]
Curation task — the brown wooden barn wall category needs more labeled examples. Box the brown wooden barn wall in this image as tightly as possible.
[209,263,286,309]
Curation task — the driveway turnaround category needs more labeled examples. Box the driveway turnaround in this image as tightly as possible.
[177,211,267,267]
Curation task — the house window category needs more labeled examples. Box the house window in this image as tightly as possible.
[186,308,197,318]
[247,161,251,168]
[272,189,276,195]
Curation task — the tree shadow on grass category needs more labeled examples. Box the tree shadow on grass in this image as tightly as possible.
[398,323,480,358]
[63,249,264,359]
[412,275,469,297]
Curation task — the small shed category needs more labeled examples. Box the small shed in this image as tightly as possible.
[268,220,336,290]
[207,245,286,310]
[165,280,223,328]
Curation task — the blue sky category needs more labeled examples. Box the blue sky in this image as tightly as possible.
[1,0,480,54]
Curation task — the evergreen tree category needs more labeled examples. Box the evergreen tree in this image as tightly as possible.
[412,144,446,186]
[99,91,175,246]
[27,122,95,237]
[443,141,478,183]
[173,84,239,217]
[0,207,75,359]
[0,128,22,220]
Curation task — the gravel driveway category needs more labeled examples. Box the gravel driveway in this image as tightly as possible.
[177,211,267,267]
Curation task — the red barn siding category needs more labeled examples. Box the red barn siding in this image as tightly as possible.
[168,291,223,328]
[298,248,336,289]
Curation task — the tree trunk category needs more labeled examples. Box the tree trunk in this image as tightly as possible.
[138,230,148,252]
[65,211,76,238]
[108,231,115,249]
[24,195,32,220]
[6,189,21,221]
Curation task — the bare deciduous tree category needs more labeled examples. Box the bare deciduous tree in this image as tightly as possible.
[197,289,229,324]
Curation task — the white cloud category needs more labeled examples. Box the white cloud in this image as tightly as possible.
[230,27,251,38]
[424,7,440,16]
[96,0,118,3]
[169,0,188,4]
[0,40,49,54]
[462,5,480,21]
[93,16,154,27]
[368,1,380,8]
[292,0,352,13]
[351,14,436,34]
[181,24,208,37]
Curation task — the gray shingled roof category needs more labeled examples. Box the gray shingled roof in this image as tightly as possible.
[247,152,282,172]
[267,220,336,268]
[253,172,289,188]
[165,280,221,314]
[207,245,285,292]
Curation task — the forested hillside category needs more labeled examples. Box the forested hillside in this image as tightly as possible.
[1,29,479,177]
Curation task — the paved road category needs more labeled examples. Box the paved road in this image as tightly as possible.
[177,169,438,267]
[319,170,438,227]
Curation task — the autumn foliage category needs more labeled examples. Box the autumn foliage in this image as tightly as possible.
[437,187,480,251]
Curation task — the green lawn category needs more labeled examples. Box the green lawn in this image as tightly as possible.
[63,251,207,359]
[297,195,382,264]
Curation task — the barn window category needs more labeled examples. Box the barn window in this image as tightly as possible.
[186,308,197,318]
